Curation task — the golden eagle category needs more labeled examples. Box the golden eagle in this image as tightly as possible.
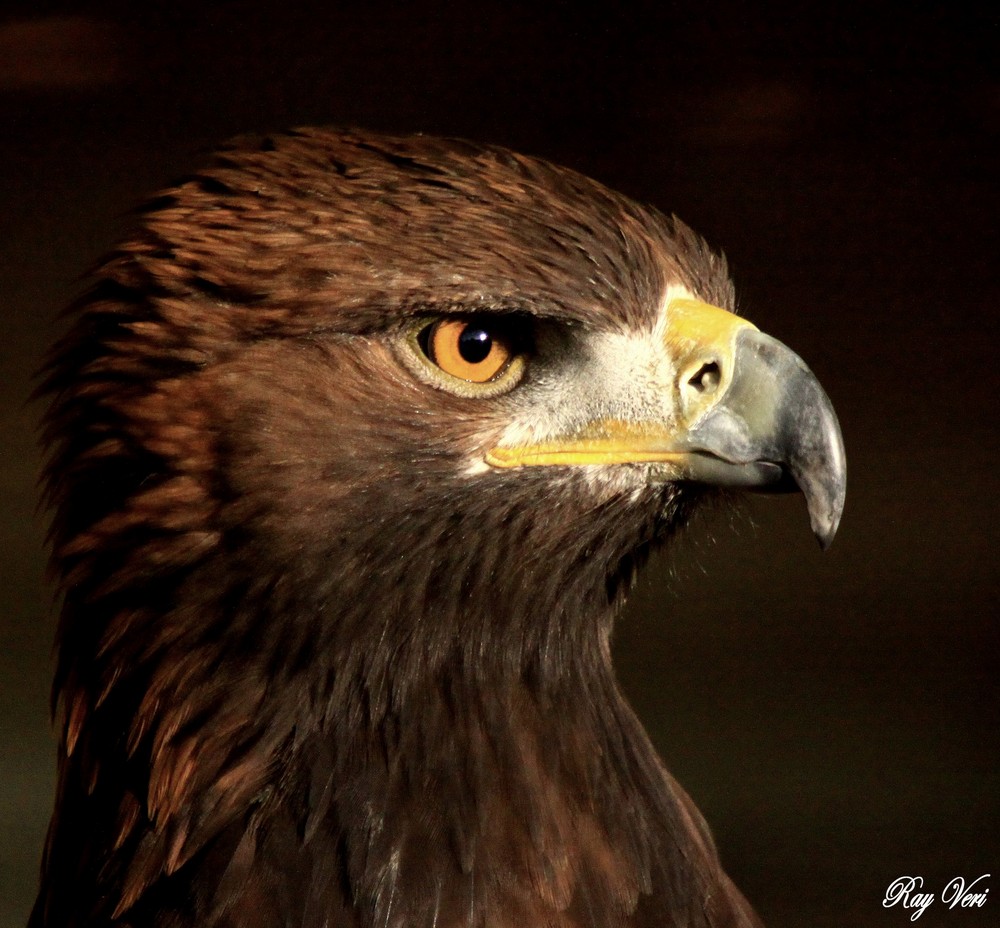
[34,128,845,928]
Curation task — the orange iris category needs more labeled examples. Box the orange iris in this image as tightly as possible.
[426,318,513,383]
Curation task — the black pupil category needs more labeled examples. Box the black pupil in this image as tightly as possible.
[458,326,493,364]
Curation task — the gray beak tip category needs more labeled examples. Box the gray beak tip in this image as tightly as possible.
[813,511,841,551]
[801,407,846,552]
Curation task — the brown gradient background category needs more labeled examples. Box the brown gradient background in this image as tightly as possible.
[1,3,997,926]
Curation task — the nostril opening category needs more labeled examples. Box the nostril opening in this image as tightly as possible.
[688,361,721,394]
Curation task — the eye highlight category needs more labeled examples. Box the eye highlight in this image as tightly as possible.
[424,318,512,383]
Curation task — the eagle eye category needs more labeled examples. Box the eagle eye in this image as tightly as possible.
[407,315,529,397]
[424,318,511,382]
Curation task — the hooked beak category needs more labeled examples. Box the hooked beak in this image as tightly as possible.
[487,299,846,549]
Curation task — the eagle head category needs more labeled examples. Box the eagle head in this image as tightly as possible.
[36,128,844,928]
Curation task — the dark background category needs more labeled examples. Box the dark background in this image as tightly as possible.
[1,3,997,926]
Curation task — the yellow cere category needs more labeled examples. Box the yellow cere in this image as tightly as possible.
[663,299,757,353]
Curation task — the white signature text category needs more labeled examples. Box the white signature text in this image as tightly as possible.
[883,874,990,921]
